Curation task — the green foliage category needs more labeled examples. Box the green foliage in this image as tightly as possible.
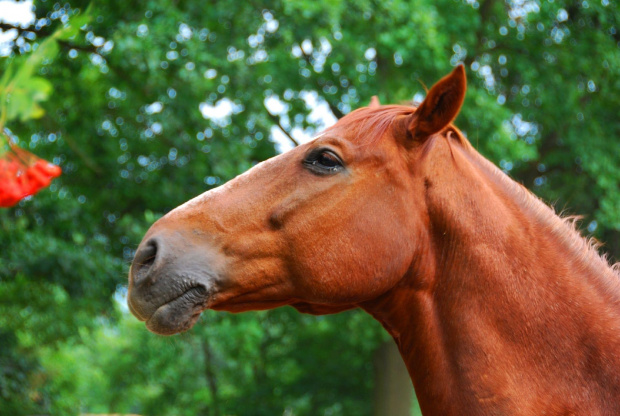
[0,0,619,414]
[38,306,385,415]
[0,5,92,127]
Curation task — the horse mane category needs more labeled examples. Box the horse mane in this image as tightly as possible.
[457,130,620,289]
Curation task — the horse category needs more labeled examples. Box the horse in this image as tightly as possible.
[127,65,620,415]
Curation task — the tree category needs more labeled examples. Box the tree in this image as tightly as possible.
[0,0,618,414]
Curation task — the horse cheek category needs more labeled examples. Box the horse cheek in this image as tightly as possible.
[290,209,410,304]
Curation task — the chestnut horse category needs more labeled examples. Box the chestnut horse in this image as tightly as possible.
[128,66,620,415]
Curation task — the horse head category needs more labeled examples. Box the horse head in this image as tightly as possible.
[128,66,466,335]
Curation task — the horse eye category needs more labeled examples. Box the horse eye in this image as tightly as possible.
[304,149,344,175]
[316,152,340,168]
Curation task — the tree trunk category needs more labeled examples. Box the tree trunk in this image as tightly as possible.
[373,340,417,416]
[202,338,221,416]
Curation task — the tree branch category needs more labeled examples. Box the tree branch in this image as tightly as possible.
[62,132,104,175]
[38,116,104,176]
[464,0,498,65]
[324,97,344,119]
[0,22,53,38]
[0,22,30,34]
[265,110,300,147]
[1,23,96,56]
[57,40,98,53]
[299,49,344,119]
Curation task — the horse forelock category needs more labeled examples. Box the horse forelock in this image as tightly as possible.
[327,105,413,146]
[327,105,470,150]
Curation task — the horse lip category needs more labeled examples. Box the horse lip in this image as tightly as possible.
[144,285,211,335]
[127,295,147,322]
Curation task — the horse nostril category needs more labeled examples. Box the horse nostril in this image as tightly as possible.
[132,239,159,284]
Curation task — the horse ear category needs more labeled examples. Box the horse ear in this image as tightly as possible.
[369,95,381,108]
[408,65,466,140]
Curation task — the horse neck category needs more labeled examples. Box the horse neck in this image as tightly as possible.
[361,140,620,413]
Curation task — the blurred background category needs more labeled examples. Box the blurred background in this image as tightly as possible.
[0,0,618,415]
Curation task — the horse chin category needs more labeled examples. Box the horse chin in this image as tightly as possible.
[144,286,209,336]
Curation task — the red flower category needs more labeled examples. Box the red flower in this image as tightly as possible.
[0,141,62,207]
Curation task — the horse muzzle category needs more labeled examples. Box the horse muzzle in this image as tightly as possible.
[127,230,223,335]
